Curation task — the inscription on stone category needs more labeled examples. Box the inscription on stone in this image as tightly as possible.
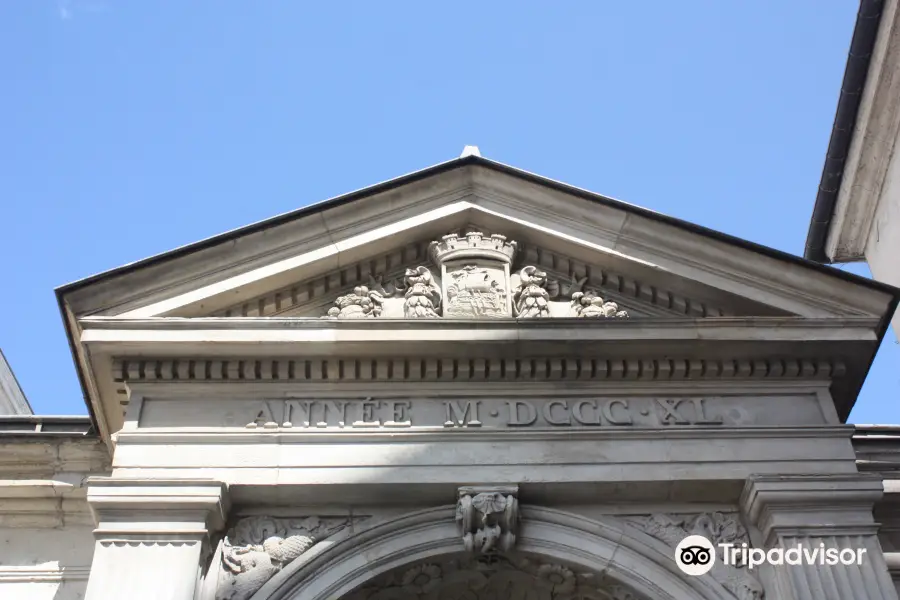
[242,397,725,430]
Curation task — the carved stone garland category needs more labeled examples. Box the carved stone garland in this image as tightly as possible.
[624,512,764,600]
[341,554,649,600]
[322,230,630,320]
[457,486,519,554]
[216,516,350,600]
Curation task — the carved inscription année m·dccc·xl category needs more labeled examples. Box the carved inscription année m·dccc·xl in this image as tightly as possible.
[241,397,725,430]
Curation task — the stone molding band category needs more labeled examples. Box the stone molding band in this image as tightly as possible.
[0,566,93,583]
[113,356,845,383]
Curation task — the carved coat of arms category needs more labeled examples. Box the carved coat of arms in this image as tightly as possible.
[445,265,508,318]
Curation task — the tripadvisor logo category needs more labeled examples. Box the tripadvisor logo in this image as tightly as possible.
[674,535,868,576]
[675,535,716,576]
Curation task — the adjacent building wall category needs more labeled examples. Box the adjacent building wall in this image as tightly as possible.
[866,144,900,334]
[808,0,900,335]
[0,349,32,416]
[0,421,110,600]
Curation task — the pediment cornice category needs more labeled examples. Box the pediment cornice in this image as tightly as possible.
[56,155,899,444]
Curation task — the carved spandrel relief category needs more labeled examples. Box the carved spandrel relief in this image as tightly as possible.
[321,229,631,319]
[341,554,649,600]
[216,516,350,600]
[624,512,764,600]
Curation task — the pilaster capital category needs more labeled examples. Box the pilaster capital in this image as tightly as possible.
[86,477,229,544]
[740,473,883,543]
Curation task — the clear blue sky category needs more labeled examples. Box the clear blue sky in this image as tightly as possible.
[1,1,896,421]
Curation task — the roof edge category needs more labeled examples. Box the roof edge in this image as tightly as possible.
[805,0,885,263]
[56,153,900,302]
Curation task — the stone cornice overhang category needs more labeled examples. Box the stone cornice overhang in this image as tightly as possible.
[0,415,95,437]
[81,316,879,421]
[854,424,900,475]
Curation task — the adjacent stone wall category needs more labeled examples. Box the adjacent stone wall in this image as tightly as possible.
[0,430,110,600]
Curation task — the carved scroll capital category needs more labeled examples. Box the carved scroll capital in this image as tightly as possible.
[456,485,519,554]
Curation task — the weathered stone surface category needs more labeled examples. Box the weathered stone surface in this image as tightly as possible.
[18,152,900,600]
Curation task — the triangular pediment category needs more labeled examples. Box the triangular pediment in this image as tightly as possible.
[59,157,895,323]
[56,154,899,441]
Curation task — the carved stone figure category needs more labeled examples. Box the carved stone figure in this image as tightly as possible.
[624,512,764,600]
[216,516,349,600]
[403,266,441,318]
[569,291,629,319]
[322,286,384,319]
[341,554,650,600]
[457,486,519,554]
[513,266,557,318]
[445,264,509,318]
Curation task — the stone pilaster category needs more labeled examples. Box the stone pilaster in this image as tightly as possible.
[741,474,897,600]
[876,479,900,597]
[83,478,229,600]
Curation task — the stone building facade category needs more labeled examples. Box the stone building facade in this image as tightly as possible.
[3,151,900,599]
[805,0,900,335]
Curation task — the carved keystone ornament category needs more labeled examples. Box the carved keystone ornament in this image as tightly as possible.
[322,230,630,320]
[457,485,519,554]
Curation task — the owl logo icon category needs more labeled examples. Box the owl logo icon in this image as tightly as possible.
[675,535,716,576]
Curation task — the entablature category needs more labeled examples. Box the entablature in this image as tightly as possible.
[56,156,900,446]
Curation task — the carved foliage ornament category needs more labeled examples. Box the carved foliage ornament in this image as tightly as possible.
[216,516,349,600]
[624,512,764,600]
[457,486,519,555]
[322,286,385,319]
[322,231,630,319]
[342,554,649,600]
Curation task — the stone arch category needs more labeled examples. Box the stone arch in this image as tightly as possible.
[250,506,745,600]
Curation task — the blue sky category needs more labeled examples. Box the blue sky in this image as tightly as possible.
[1,1,896,421]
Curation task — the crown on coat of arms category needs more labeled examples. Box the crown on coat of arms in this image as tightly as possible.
[429,232,518,265]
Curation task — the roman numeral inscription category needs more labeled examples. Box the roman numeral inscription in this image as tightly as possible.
[242,397,724,430]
